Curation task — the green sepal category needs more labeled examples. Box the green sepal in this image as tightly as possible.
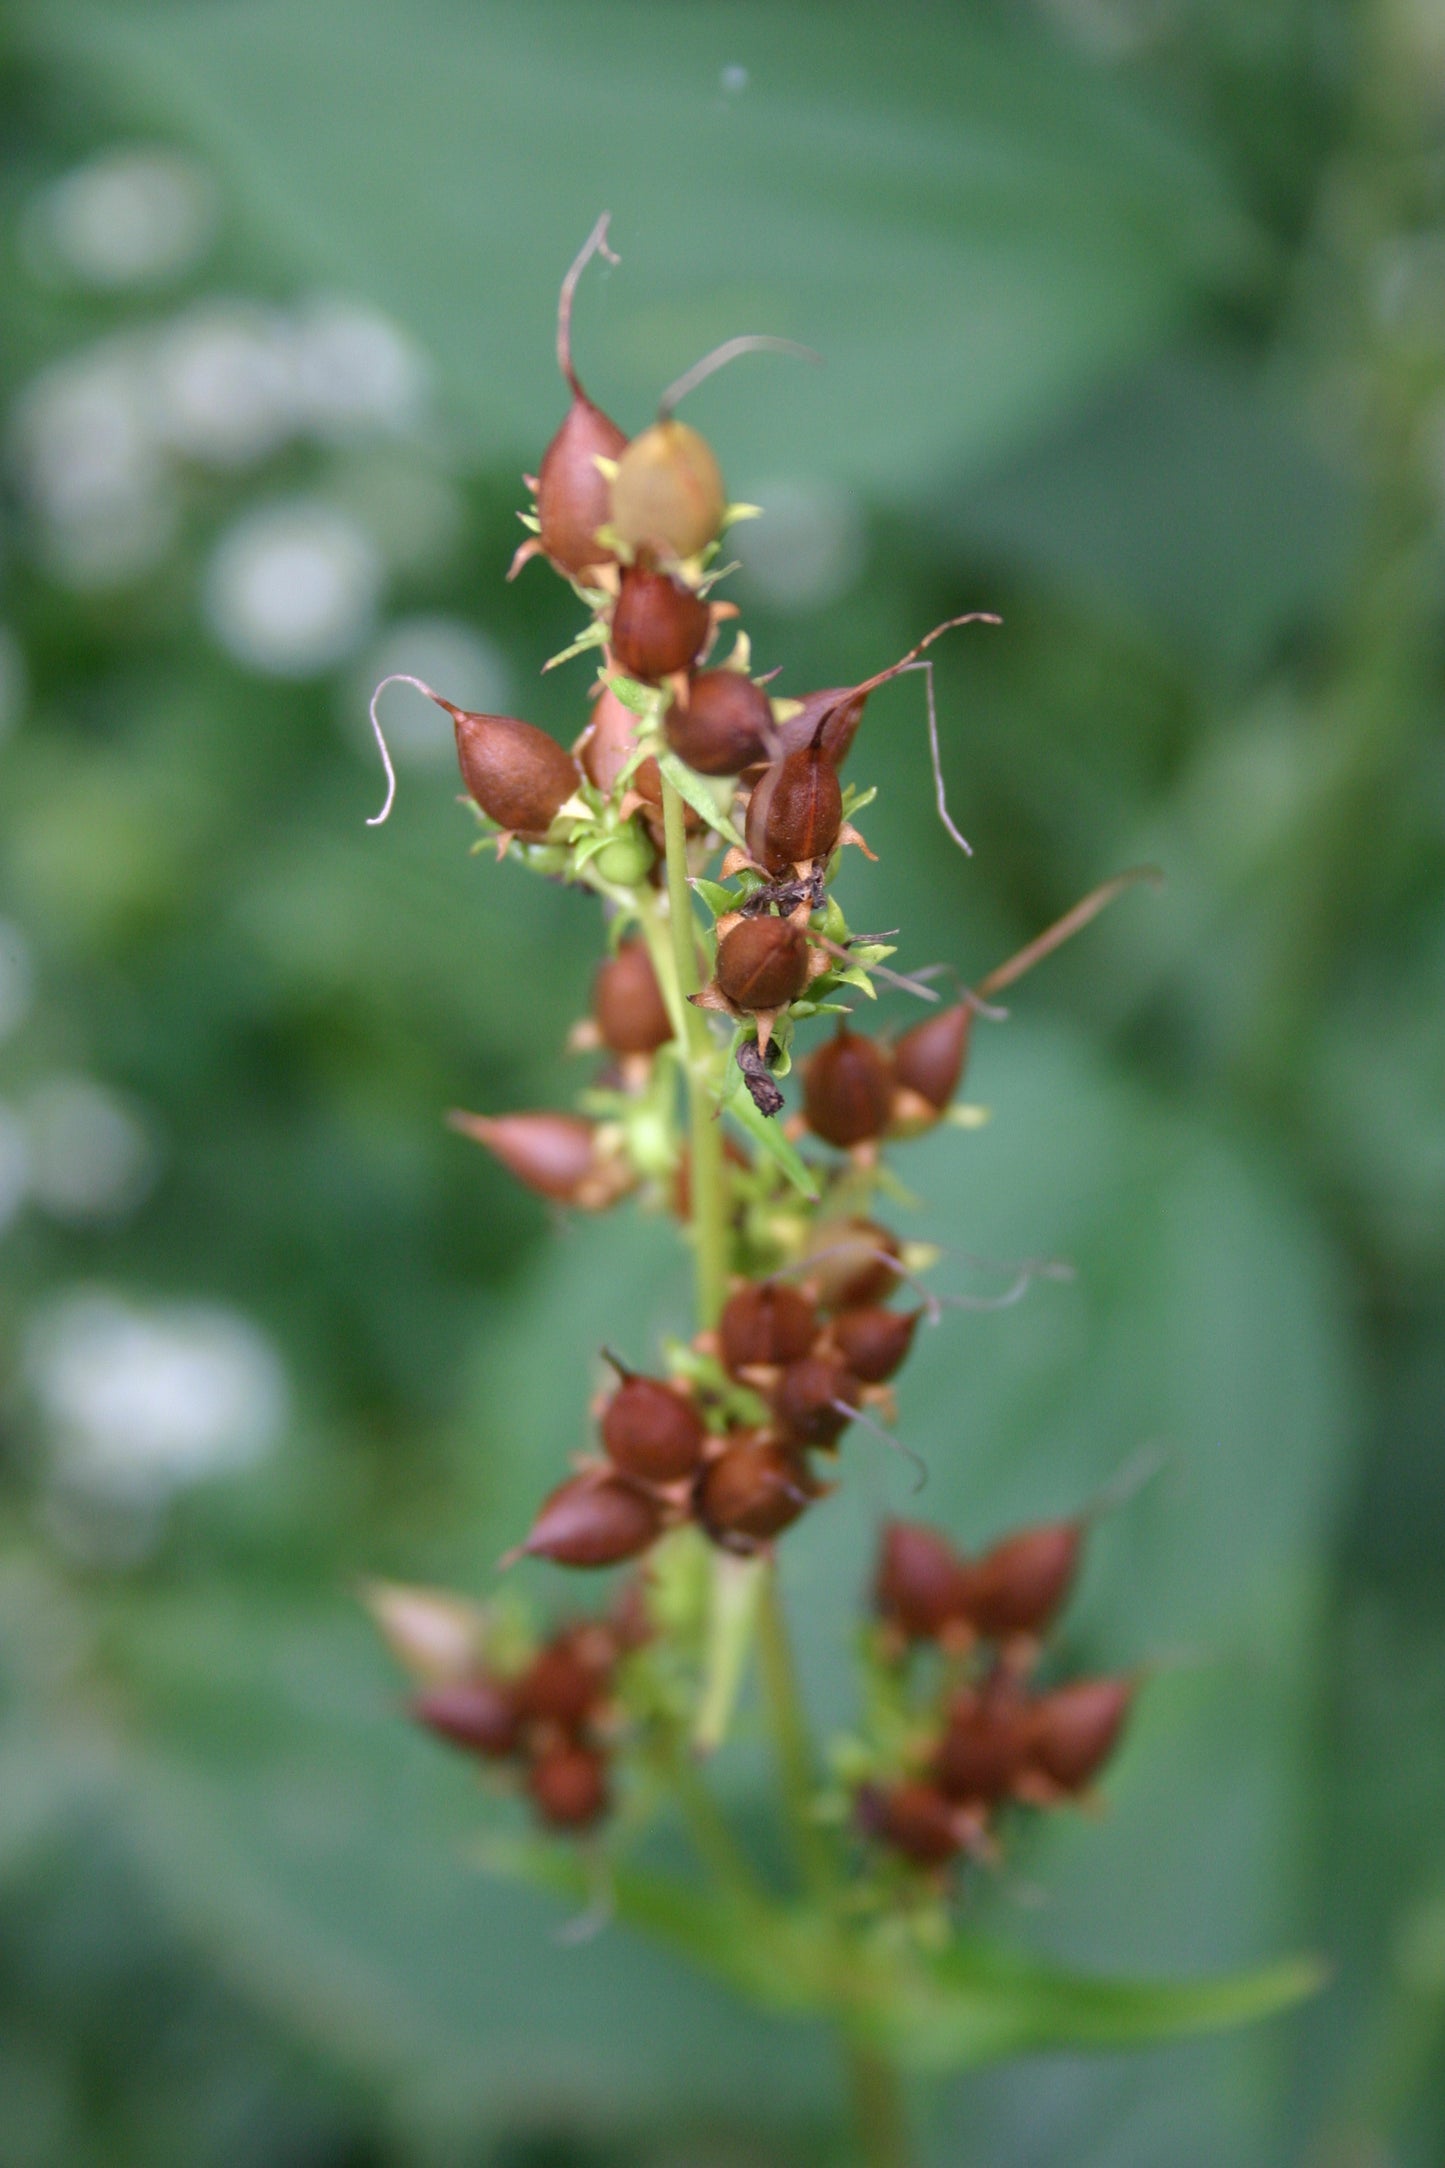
[603,673,661,720]
[841,783,878,818]
[690,878,738,920]
[542,620,608,673]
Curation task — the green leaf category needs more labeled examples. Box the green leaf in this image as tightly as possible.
[723,1074,819,1200]
[654,749,746,850]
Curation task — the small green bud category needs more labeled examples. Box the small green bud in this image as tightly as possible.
[593,822,656,886]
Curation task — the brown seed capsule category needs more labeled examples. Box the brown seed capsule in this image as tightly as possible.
[451,709,580,837]
[802,1028,895,1148]
[697,1438,814,1544]
[610,561,711,683]
[593,940,672,1056]
[521,1473,662,1568]
[527,1740,611,1830]
[892,1004,973,1113]
[832,1306,922,1385]
[714,915,810,1012]
[773,686,869,768]
[448,1112,632,1210]
[664,670,774,776]
[579,685,642,797]
[718,1281,819,1374]
[610,418,726,562]
[966,1521,1082,1641]
[537,397,627,576]
[745,743,843,873]
[932,1683,1033,1804]
[411,1677,519,1760]
[874,1519,974,1642]
[1027,1678,1135,1793]
[804,1219,902,1311]
[514,1627,614,1732]
[600,1372,705,1483]
[857,1780,964,1868]
[772,1354,863,1448]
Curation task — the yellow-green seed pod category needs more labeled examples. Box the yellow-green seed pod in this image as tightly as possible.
[609,419,726,561]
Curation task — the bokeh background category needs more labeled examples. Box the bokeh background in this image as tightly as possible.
[1,2,1442,2163]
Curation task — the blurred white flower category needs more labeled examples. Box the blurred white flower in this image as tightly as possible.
[0,1103,28,1237]
[26,1290,288,1505]
[204,498,383,676]
[23,146,217,290]
[10,337,177,588]
[735,476,866,613]
[0,920,33,1042]
[23,1075,156,1223]
[290,296,429,440]
[351,617,514,768]
[0,627,27,743]
[149,300,296,467]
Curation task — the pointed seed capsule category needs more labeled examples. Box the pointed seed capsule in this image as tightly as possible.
[932,1683,1034,1804]
[609,418,726,561]
[449,1111,632,1210]
[802,1027,895,1148]
[528,1740,611,1829]
[832,1306,922,1385]
[719,1281,819,1374]
[451,708,580,836]
[857,1780,965,1868]
[772,1354,863,1448]
[874,1519,974,1642]
[1027,1677,1135,1793]
[745,742,843,873]
[892,1004,973,1113]
[664,669,774,776]
[534,213,627,577]
[521,1473,662,1568]
[804,1219,902,1311]
[697,1438,815,1544]
[515,1627,615,1731]
[966,1521,1082,1641]
[773,685,869,767]
[610,561,711,683]
[714,916,810,1012]
[365,1580,488,1685]
[411,1677,519,1760]
[600,1372,705,1483]
[593,940,672,1055]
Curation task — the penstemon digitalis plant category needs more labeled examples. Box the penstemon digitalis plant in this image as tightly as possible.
[363,218,1319,2168]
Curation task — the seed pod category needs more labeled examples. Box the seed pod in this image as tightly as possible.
[714,916,810,1012]
[452,708,580,836]
[773,686,869,768]
[966,1521,1082,1641]
[600,1372,705,1483]
[745,743,843,873]
[593,940,672,1055]
[802,1028,895,1148]
[804,1219,902,1311]
[537,398,627,576]
[411,1677,519,1760]
[521,1473,662,1568]
[579,685,642,797]
[892,1004,973,1113]
[697,1438,814,1544]
[449,1111,633,1210]
[515,1627,614,1731]
[1027,1678,1135,1793]
[772,1354,862,1448]
[932,1684,1033,1804]
[719,1281,818,1374]
[610,418,726,561]
[527,1740,611,1830]
[832,1306,922,1385]
[664,670,773,776]
[874,1519,974,1642]
[610,561,711,683]
[857,1780,964,1868]
[365,1580,487,1685]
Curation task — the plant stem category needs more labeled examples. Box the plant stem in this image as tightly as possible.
[669,1741,766,1908]
[659,772,728,1329]
[755,1565,833,1901]
[844,2041,913,2168]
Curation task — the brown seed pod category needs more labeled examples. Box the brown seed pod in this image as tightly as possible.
[966,1521,1082,1641]
[514,1626,614,1732]
[530,217,629,578]
[772,1354,863,1448]
[610,561,711,683]
[745,742,843,873]
[697,1438,814,1544]
[411,1677,519,1760]
[874,1519,974,1642]
[831,1306,922,1385]
[610,418,726,562]
[448,1111,632,1210]
[714,915,810,1012]
[804,1219,902,1311]
[579,684,642,797]
[664,669,773,776]
[600,1372,705,1483]
[718,1281,819,1374]
[1027,1677,1135,1793]
[802,1027,895,1148]
[521,1473,662,1568]
[932,1683,1034,1805]
[772,686,870,768]
[527,1740,611,1830]
[892,1004,973,1113]
[450,708,580,837]
[857,1779,965,1868]
[593,940,672,1055]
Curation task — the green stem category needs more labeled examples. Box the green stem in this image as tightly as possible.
[755,1564,833,1901]
[669,1742,767,1909]
[844,2041,913,2168]
[659,772,728,1329]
